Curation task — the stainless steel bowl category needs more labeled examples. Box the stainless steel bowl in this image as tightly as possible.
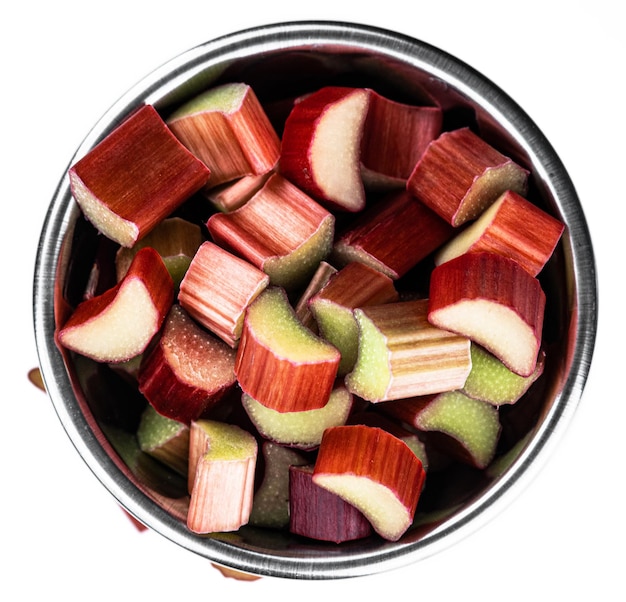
[33,21,597,579]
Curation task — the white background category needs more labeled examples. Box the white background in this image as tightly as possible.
[3,2,621,600]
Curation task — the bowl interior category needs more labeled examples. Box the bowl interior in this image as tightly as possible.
[34,21,596,579]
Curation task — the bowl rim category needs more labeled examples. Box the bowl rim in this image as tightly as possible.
[33,20,598,579]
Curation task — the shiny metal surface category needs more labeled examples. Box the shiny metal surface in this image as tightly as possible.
[33,21,597,579]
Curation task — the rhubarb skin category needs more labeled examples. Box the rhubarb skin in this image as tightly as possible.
[312,425,426,541]
[345,299,472,402]
[57,247,174,363]
[309,261,399,374]
[207,173,335,291]
[187,420,257,533]
[332,190,455,280]
[235,287,341,413]
[434,189,565,276]
[167,82,280,188]
[407,127,529,227]
[279,86,370,212]
[178,241,270,347]
[428,252,546,377]
[361,92,442,188]
[289,464,373,543]
[137,304,237,425]
[69,105,210,247]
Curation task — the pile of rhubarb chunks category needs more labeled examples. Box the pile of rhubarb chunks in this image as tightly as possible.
[57,81,564,544]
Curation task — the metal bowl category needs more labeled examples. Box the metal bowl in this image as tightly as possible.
[33,21,597,579]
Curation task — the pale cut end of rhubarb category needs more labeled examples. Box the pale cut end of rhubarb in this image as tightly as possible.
[248,442,308,529]
[136,404,189,477]
[207,173,335,290]
[289,464,373,543]
[242,386,353,450]
[428,252,545,376]
[279,87,370,212]
[167,82,280,187]
[407,127,529,227]
[345,299,472,402]
[235,287,341,413]
[312,425,425,541]
[413,391,501,469]
[69,105,210,247]
[310,261,399,374]
[57,247,173,363]
[462,344,545,405]
[187,420,257,533]
[178,241,269,347]
[434,189,565,276]
[115,217,204,286]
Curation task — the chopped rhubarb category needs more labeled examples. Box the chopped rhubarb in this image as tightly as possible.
[309,261,399,374]
[178,241,270,347]
[235,287,341,413]
[407,127,529,226]
[428,252,546,376]
[289,464,373,543]
[69,104,210,247]
[248,442,308,529]
[434,189,565,276]
[361,91,442,189]
[379,391,501,469]
[294,260,338,332]
[136,404,189,477]
[312,425,426,541]
[167,82,280,187]
[279,86,370,212]
[345,299,472,402]
[207,173,335,290]
[203,171,273,213]
[115,217,204,289]
[332,190,454,280]
[137,304,237,425]
[241,385,353,450]
[57,247,174,363]
[187,419,257,533]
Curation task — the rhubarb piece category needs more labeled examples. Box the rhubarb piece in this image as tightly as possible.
[187,419,257,533]
[241,385,353,450]
[167,82,280,187]
[349,410,429,471]
[178,241,270,347]
[69,104,210,247]
[115,217,204,290]
[204,171,273,213]
[345,299,472,402]
[235,287,341,413]
[294,260,338,332]
[57,247,174,363]
[434,189,565,276]
[309,262,399,374]
[461,344,545,406]
[136,404,189,477]
[361,92,442,189]
[407,127,529,227]
[332,190,454,280]
[279,86,370,212]
[138,304,237,424]
[312,425,426,541]
[289,464,373,543]
[428,252,546,376]
[207,173,335,290]
[379,391,501,469]
[248,442,309,529]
